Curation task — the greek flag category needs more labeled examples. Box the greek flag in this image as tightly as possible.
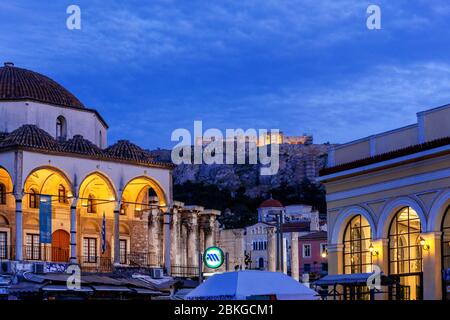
[101,212,106,254]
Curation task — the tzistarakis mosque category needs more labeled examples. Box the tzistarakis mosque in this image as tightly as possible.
[0,62,220,276]
[319,104,450,300]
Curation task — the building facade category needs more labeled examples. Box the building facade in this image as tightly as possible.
[217,198,327,281]
[0,63,220,277]
[298,231,328,279]
[319,104,450,300]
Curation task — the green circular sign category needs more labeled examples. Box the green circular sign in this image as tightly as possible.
[203,246,225,269]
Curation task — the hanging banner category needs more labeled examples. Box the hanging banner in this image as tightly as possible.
[39,195,52,244]
[101,212,106,254]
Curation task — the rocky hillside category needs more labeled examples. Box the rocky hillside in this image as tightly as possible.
[150,143,331,199]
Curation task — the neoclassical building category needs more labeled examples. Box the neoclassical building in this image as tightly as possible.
[0,62,220,276]
[319,104,450,300]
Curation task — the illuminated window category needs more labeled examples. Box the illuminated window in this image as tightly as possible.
[83,237,97,263]
[56,116,67,140]
[29,189,39,209]
[25,233,40,260]
[0,183,6,205]
[388,207,423,300]
[0,231,7,259]
[87,194,96,213]
[58,185,66,204]
[343,215,373,274]
[388,207,423,275]
[443,207,450,272]
[119,239,127,264]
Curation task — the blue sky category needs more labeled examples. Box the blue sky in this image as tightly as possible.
[2,0,450,149]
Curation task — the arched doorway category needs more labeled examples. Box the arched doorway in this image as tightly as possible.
[442,206,450,300]
[51,230,70,262]
[388,207,423,300]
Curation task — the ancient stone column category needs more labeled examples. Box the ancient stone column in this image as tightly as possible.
[290,232,299,281]
[170,208,180,266]
[199,228,205,254]
[187,214,199,267]
[163,208,172,272]
[150,208,162,265]
[180,222,188,266]
[205,216,215,249]
[267,226,276,272]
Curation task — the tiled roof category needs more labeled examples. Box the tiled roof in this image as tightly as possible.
[0,125,60,151]
[298,231,327,240]
[259,198,283,208]
[105,140,155,163]
[0,63,85,109]
[280,221,310,233]
[0,125,174,169]
[60,135,105,156]
[320,135,450,176]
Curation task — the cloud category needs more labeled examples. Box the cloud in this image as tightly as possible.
[110,61,450,148]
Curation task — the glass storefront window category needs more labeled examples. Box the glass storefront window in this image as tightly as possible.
[343,215,373,274]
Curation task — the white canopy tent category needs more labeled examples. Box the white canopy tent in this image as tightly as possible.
[185,271,319,300]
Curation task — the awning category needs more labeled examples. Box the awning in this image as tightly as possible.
[8,282,44,294]
[92,285,132,292]
[314,273,395,286]
[42,284,93,293]
[131,288,162,295]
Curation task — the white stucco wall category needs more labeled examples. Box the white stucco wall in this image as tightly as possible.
[0,101,107,147]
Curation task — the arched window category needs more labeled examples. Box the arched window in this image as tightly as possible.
[388,207,423,300]
[58,185,66,204]
[29,189,39,209]
[0,183,6,205]
[56,116,67,140]
[87,194,96,213]
[343,215,373,274]
[442,207,450,300]
[389,207,422,275]
[258,257,264,269]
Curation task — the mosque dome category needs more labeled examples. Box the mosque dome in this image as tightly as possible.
[0,62,85,109]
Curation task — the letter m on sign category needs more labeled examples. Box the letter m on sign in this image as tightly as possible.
[207,254,219,262]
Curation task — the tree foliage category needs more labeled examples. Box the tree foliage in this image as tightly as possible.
[173,178,326,229]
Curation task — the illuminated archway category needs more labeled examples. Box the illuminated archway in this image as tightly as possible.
[121,176,168,217]
[23,166,73,209]
[0,167,14,206]
[388,206,424,300]
[77,172,117,217]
